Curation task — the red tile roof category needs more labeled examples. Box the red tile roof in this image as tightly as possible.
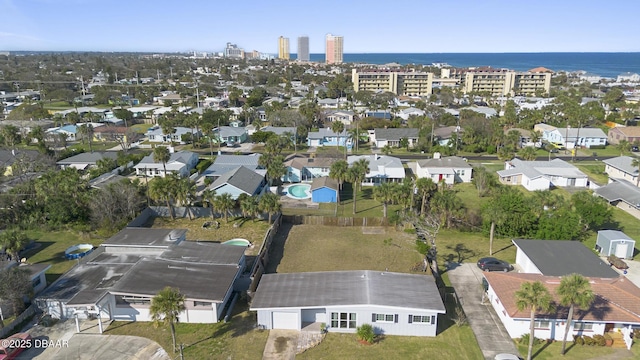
[484,272,640,323]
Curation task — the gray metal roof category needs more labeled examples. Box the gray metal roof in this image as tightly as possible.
[417,156,472,169]
[219,126,247,138]
[497,158,587,179]
[213,154,261,166]
[110,258,239,302]
[250,270,446,312]
[374,128,419,141]
[102,228,187,248]
[66,289,108,306]
[595,179,640,208]
[210,166,264,194]
[603,156,639,175]
[160,241,245,266]
[597,230,634,243]
[56,151,118,165]
[512,239,619,278]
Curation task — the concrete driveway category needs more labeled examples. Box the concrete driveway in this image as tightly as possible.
[262,330,298,360]
[447,263,518,360]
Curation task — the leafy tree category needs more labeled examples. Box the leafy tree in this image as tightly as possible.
[632,157,640,187]
[33,168,91,225]
[329,160,349,203]
[373,182,395,218]
[381,144,392,155]
[571,191,612,231]
[246,87,267,107]
[1,125,21,148]
[415,177,437,215]
[153,146,171,175]
[502,100,517,126]
[214,193,235,223]
[0,229,29,262]
[150,287,186,353]
[399,137,409,150]
[347,159,370,214]
[472,166,497,197]
[603,88,625,110]
[484,187,537,239]
[616,140,631,155]
[0,267,33,320]
[251,131,277,144]
[535,206,582,240]
[515,281,554,360]
[557,274,594,355]
[518,146,537,161]
[259,192,281,224]
[89,179,143,230]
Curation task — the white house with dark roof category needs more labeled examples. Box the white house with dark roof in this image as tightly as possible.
[497,158,589,191]
[250,271,446,336]
[603,156,639,186]
[371,128,419,148]
[207,166,266,200]
[133,150,198,178]
[56,151,119,170]
[595,179,640,220]
[415,156,472,184]
[347,154,405,185]
[544,127,607,149]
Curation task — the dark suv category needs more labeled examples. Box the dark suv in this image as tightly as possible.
[477,257,513,272]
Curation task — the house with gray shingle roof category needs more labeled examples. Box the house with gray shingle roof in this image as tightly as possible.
[371,128,419,148]
[416,156,472,184]
[133,150,198,178]
[595,179,640,220]
[202,154,262,180]
[56,151,119,170]
[207,166,266,200]
[497,158,588,191]
[545,127,607,149]
[603,156,639,186]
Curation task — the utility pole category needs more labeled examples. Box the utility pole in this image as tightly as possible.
[430,122,435,154]
[157,69,160,81]
[218,118,221,155]
[573,121,581,162]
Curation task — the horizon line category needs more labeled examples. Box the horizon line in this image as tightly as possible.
[3,50,640,54]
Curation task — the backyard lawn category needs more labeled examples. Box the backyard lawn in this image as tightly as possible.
[573,161,608,185]
[516,340,639,360]
[106,299,268,360]
[436,229,516,266]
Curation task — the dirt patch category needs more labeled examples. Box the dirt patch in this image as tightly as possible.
[275,336,289,353]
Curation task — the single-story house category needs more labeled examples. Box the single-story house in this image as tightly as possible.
[307,128,352,150]
[607,126,640,145]
[463,106,497,118]
[347,154,405,185]
[56,151,119,171]
[415,156,472,184]
[46,124,78,141]
[497,158,589,191]
[133,150,198,178]
[371,128,419,149]
[217,126,248,144]
[0,149,44,177]
[512,239,619,278]
[260,126,297,139]
[250,270,446,336]
[310,177,338,203]
[397,108,425,121]
[2,262,51,295]
[603,156,639,186]
[147,127,197,144]
[483,272,640,341]
[324,110,356,126]
[207,166,266,200]
[596,230,636,259]
[89,173,127,189]
[282,155,337,183]
[544,127,607,149]
[433,126,462,146]
[93,126,141,144]
[533,123,557,141]
[595,179,640,220]
[317,98,339,109]
[201,154,262,180]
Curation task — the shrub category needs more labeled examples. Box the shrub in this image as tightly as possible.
[583,335,594,346]
[607,255,629,270]
[356,324,375,344]
[415,240,430,255]
[592,334,606,346]
[574,335,585,345]
[519,333,543,345]
[589,145,606,150]
[196,159,212,174]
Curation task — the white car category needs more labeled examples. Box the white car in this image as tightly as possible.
[494,354,520,360]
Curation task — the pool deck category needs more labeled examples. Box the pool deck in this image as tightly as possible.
[279,195,319,209]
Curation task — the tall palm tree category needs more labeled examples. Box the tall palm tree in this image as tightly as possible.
[240,195,259,220]
[259,192,281,224]
[373,182,394,217]
[0,229,29,262]
[483,199,506,256]
[616,140,631,155]
[632,157,640,187]
[416,177,437,215]
[148,176,176,220]
[266,155,286,186]
[557,274,594,355]
[176,178,195,220]
[331,121,346,156]
[150,286,186,353]
[518,146,537,161]
[202,189,217,220]
[329,160,349,203]
[347,127,361,153]
[348,158,370,215]
[153,146,171,176]
[515,281,555,360]
[214,193,235,223]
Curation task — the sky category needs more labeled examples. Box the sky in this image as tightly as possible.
[1,0,640,53]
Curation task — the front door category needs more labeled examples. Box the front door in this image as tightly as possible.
[605,323,614,333]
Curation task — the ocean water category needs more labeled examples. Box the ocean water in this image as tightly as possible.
[298,53,640,78]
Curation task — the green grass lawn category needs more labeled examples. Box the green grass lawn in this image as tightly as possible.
[469,160,504,173]
[130,123,152,134]
[573,161,608,184]
[22,229,106,283]
[68,141,119,152]
[578,146,626,158]
[436,229,516,266]
[516,341,631,360]
[106,299,268,360]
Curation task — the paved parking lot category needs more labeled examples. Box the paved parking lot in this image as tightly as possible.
[447,263,518,360]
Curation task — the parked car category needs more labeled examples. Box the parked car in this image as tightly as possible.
[0,333,32,360]
[477,257,513,272]
[494,354,521,360]
[632,146,639,152]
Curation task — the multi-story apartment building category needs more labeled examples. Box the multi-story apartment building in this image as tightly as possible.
[224,43,245,59]
[278,36,290,60]
[297,36,309,62]
[351,69,434,96]
[463,67,551,96]
[325,34,343,64]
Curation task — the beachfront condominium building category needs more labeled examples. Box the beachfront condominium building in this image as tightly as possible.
[325,34,343,64]
[224,42,245,59]
[297,36,309,61]
[278,36,290,60]
[352,69,434,96]
[463,67,552,96]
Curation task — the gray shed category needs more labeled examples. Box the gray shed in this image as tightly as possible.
[596,230,636,259]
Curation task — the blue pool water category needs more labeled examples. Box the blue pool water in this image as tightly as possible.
[287,184,311,199]
[222,239,251,247]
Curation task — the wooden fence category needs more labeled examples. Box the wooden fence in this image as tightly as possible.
[248,213,282,294]
[282,215,389,227]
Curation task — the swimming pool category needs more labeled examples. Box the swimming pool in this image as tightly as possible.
[222,239,252,247]
[286,184,312,199]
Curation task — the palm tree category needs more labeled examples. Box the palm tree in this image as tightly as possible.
[240,195,259,220]
[202,189,217,220]
[347,127,361,153]
[416,178,437,215]
[176,178,195,220]
[0,229,29,262]
[153,146,171,176]
[483,200,506,256]
[616,140,631,155]
[214,193,235,223]
[259,192,281,224]
[518,146,537,161]
[331,121,346,156]
[381,144,392,155]
[557,274,594,355]
[150,286,186,353]
[632,157,640,187]
[329,160,349,203]
[265,155,286,186]
[515,281,555,360]
[373,182,394,217]
[348,158,370,215]
[148,176,176,220]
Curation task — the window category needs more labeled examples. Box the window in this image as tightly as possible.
[409,315,435,325]
[331,312,356,328]
[115,295,151,306]
[372,313,397,323]
[32,276,41,288]
[193,301,211,307]
[575,322,593,331]
[534,320,550,329]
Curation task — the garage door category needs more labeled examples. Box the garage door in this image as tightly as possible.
[615,243,629,259]
[272,312,299,330]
